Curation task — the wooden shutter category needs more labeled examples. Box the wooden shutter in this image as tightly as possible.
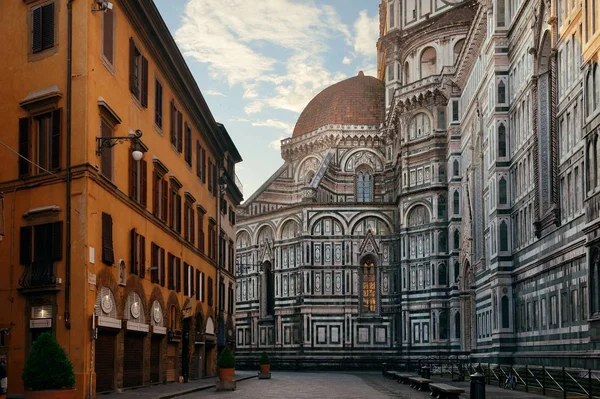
[151,243,157,283]
[201,148,206,183]
[130,228,137,274]
[51,221,62,261]
[183,263,189,296]
[190,265,194,299]
[41,3,54,50]
[195,270,200,300]
[140,235,146,278]
[102,213,114,265]
[130,153,137,199]
[196,141,201,177]
[176,258,181,292]
[141,160,148,207]
[190,209,195,245]
[152,170,159,216]
[184,204,189,240]
[102,9,114,64]
[168,186,174,228]
[207,277,213,306]
[19,118,30,177]
[162,179,169,221]
[32,7,42,53]
[141,57,149,107]
[155,81,163,128]
[51,109,61,170]
[201,273,205,302]
[129,38,136,94]
[170,100,176,146]
[176,112,183,153]
[160,248,165,287]
[176,194,182,233]
[20,226,32,265]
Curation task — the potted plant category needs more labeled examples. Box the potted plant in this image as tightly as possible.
[22,332,76,399]
[259,352,271,374]
[217,347,235,382]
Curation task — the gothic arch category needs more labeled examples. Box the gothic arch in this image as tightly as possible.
[341,148,385,172]
[295,155,322,182]
[308,214,348,235]
[349,214,394,235]
[276,216,303,240]
[407,204,431,227]
[123,274,149,320]
[236,229,252,249]
[254,223,276,246]
[404,202,433,225]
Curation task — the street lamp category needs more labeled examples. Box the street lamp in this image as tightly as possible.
[96,129,145,161]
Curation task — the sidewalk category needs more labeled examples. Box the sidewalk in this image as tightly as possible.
[102,371,257,399]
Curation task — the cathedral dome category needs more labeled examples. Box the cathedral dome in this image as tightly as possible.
[292,71,385,138]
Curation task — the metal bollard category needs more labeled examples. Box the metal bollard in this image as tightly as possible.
[470,371,486,399]
[421,366,431,379]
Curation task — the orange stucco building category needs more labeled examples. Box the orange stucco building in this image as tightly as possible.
[0,1,243,398]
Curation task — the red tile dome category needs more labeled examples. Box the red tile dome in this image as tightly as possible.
[292,71,385,138]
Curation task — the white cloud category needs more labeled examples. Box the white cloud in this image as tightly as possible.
[342,56,352,65]
[175,0,353,116]
[251,119,293,134]
[268,137,287,151]
[353,10,379,58]
[204,89,226,96]
[228,117,250,123]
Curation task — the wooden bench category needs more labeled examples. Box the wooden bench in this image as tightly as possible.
[383,370,401,379]
[429,383,465,399]
[409,376,432,391]
[397,373,415,384]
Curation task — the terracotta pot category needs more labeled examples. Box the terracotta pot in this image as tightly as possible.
[24,389,76,399]
[260,364,271,374]
[218,368,235,382]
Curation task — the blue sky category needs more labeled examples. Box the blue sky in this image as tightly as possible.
[153,0,380,200]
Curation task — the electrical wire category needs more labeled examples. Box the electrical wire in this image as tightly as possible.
[0,137,59,177]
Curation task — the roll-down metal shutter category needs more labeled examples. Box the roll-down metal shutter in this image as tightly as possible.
[95,333,116,393]
[123,334,144,388]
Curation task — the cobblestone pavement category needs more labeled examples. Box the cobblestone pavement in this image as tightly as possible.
[177,371,548,399]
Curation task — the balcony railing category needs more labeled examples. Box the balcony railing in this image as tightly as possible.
[19,262,60,291]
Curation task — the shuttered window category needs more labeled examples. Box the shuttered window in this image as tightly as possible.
[197,209,205,253]
[155,80,163,128]
[195,270,201,300]
[130,157,147,206]
[169,101,183,152]
[184,123,192,165]
[153,170,168,222]
[32,3,55,54]
[208,220,216,261]
[196,141,202,179]
[184,263,194,297]
[19,222,62,266]
[169,183,182,234]
[184,200,194,244]
[130,229,145,278]
[18,111,61,178]
[129,38,148,107]
[167,253,175,290]
[101,7,114,65]
[101,213,114,265]
[207,276,213,307]
[100,118,113,181]
[175,257,181,292]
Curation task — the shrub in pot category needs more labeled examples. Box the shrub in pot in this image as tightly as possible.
[217,347,235,382]
[22,332,76,399]
[258,352,271,374]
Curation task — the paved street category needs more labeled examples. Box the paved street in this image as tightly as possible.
[176,371,548,399]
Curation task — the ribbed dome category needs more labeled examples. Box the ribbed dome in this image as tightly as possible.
[292,71,385,137]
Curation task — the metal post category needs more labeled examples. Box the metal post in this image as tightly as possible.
[563,367,567,399]
[589,369,592,399]
[526,365,529,392]
[542,366,546,395]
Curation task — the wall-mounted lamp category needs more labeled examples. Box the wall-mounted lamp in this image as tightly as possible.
[96,129,145,161]
[91,0,113,13]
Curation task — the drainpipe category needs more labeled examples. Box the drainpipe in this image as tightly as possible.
[64,0,73,331]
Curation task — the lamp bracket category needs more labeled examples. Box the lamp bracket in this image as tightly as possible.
[96,129,143,156]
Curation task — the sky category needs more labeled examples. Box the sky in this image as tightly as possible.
[153,0,381,200]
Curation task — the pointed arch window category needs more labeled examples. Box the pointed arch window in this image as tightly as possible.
[361,258,377,313]
[500,221,509,251]
[499,177,507,204]
[453,159,460,176]
[420,47,437,79]
[438,263,447,286]
[263,261,275,317]
[454,261,460,282]
[498,80,506,103]
[453,190,460,215]
[498,124,507,157]
[439,164,446,182]
[438,232,447,253]
[454,229,460,250]
[497,0,505,27]
[501,295,510,328]
[356,169,373,203]
[455,311,461,339]
[439,310,448,340]
[404,61,410,84]
[438,195,446,219]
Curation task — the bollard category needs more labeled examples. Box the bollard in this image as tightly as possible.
[470,371,486,399]
[421,366,431,380]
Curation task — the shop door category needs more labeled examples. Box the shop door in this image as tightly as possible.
[150,337,161,383]
[166,344,177,382]
[122,335,144,388]
[95,333,116,393]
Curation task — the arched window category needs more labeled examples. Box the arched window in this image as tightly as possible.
[438,263,447,286]
[404,61,410,84]
[408,205,430,226]
[501,295,510,328]
[500,221,509,251]
[439,310,448,340]
[453,159,460,176]
[453,39,465,65]
[409,113,432,140]
[420,47,437,79]
[438,232,447,253]
[356,169,373,202]
[438,195,446,219]
[498,80,506,103]
[264,261,275,316]
[453,191,460,215]
[454,261,460,282]
[454,230,460,250]
[499,177,507,204]
[361,258,377,313]
[455,311,461,339]
[498,124,507,157]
